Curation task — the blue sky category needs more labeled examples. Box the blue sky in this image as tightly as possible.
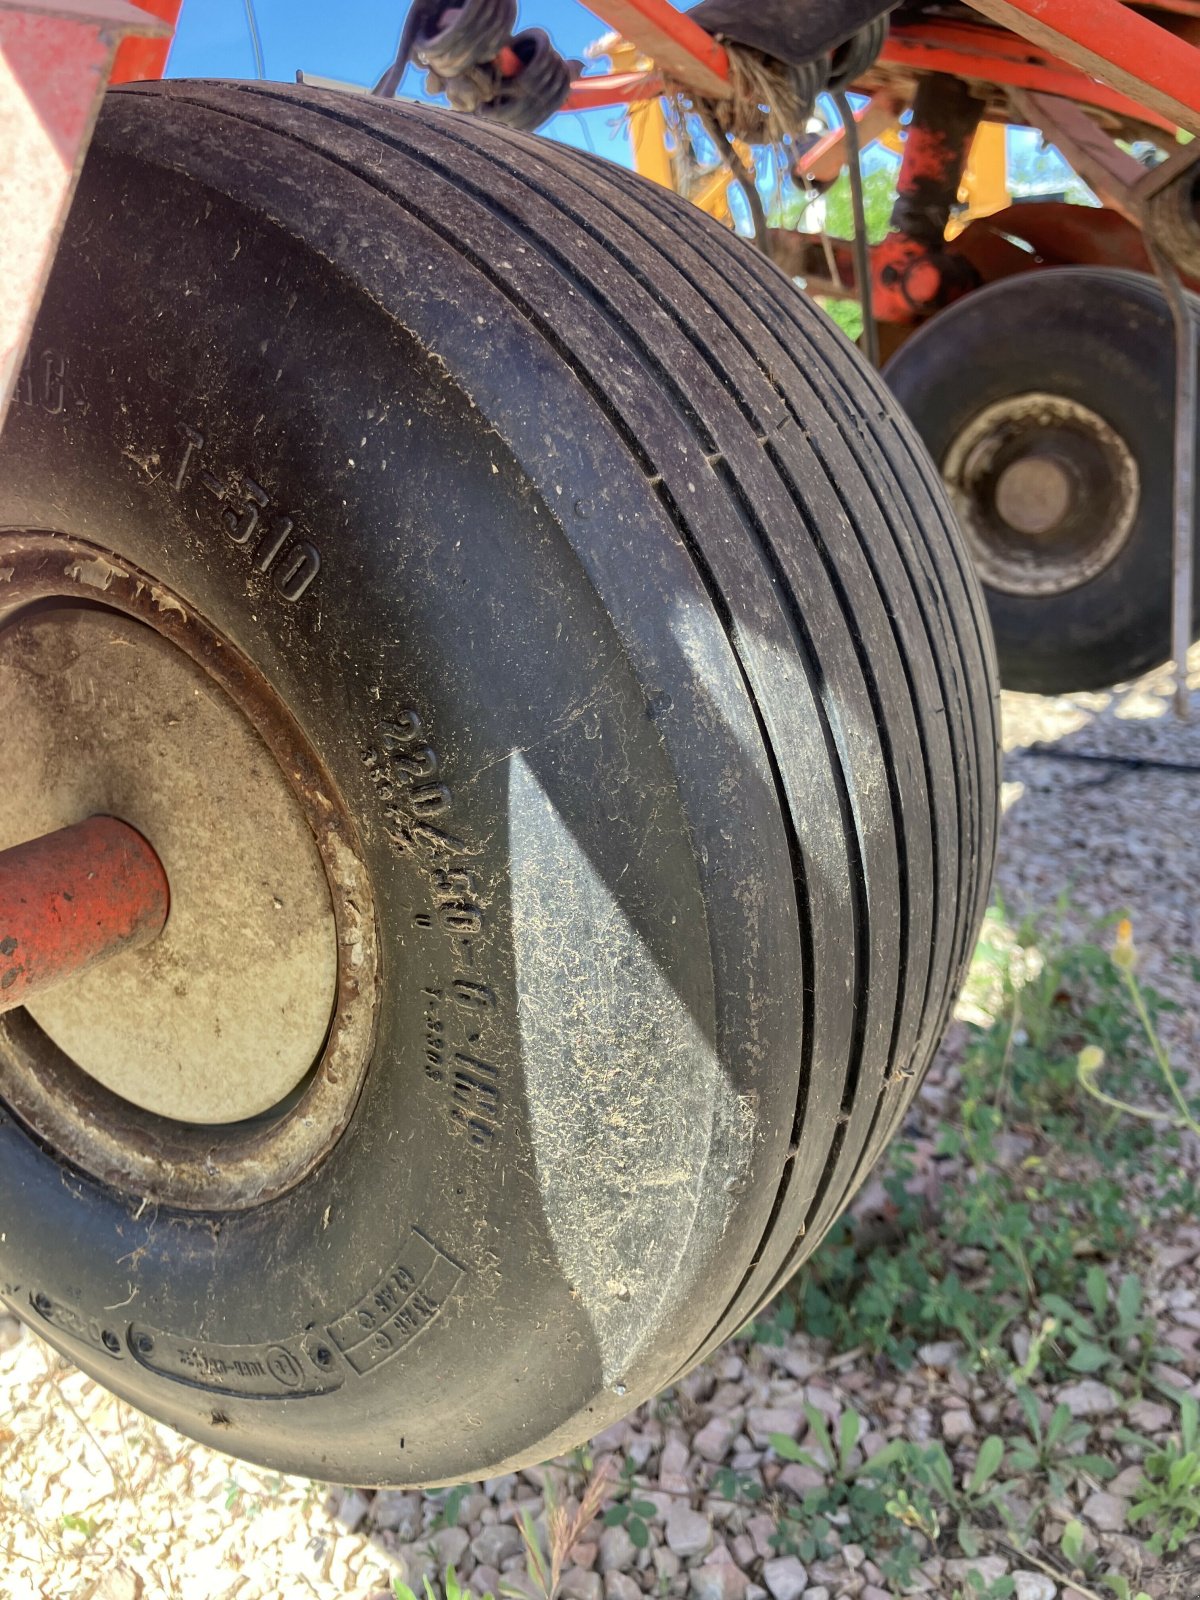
[167,0,633,160]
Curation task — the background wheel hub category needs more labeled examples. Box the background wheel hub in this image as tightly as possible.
[943,392,1140,597]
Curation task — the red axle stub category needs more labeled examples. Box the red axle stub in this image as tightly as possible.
[0,817,169,1015]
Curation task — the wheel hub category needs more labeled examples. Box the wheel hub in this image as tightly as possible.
[0,534,378,1210]
[0,605,338,1124]
[993,454,1074,537]
[943,393,1140,597]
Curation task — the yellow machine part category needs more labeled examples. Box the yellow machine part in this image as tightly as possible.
[609,22,1009,242]
[608,33,738,222]
[950,121,1010,236]
[629,96,674,189]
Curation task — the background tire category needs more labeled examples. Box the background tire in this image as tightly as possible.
[885,267,1200,695]
[0,82,998,1485]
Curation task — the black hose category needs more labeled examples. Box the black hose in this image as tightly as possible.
[833,89,880,368]
[699,105,769,254]
[419,0,518,78]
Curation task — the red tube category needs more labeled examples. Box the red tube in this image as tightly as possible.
[0,818,169,1015]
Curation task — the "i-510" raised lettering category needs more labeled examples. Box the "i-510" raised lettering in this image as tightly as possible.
[172,424,321,603]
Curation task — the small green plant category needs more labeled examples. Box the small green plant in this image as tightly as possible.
[1039,1267,1166,1391]
[952,1576,1015,1600]
[893,1435,1010,1558]
[394,1567,495,1600]
[1130,1394,1200,1554]
[710,1466,762,1503]
[742,1296,795,1346]
[602,1459,658,1549]
[771,1407,1016,1568]
[770,1406,924,1576]
[1007,1387,1114,1496]
[1079,920,1200,1143]
[772,1401,865,1480]
[1056,1520,1147,1600]
[60,1511,102,1540]
[1060,1517,1087,1567]
[1103,1579,1153,1600]
[428,1483,472,1531]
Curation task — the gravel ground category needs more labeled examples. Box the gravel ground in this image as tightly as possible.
[3,648,1199,1600]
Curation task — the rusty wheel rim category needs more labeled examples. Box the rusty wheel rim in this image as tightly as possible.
[0,532,379,1212]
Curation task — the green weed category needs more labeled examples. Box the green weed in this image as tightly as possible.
[1007,1388,1114,1497]
[428,1484,471,1532]
[953,1577,1015,1600]
[1129,1394,1200,1554]
[769,1406,913,1571]
[602,1458,658,1549]
[1039,1268,1170,1392]
[393,1568,495,1600]
[709,1466,762,1504]
[60,1511,102,1540]
[788,911,1197,1382]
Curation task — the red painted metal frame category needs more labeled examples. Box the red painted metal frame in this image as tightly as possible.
[568,15,1185,134]
[876,19,1183,136]
[967,0,1200,133]
[110,0,181,84]
[0,0,170,418]
[0,817,169,1015]
[567,1,1200,135]
[581,0,729,95]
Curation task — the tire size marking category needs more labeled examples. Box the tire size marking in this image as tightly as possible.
[363,710,504,1151]
[13,347,68,415]
[362,708,466,872]
[362,709,487,949]
[170,423,321,602]
[422,982,502,1150]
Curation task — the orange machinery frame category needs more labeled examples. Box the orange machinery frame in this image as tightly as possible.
[569,1,1200,137]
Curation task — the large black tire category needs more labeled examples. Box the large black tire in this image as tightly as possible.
[0,82,998,1485]
[885,267,1200,695]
